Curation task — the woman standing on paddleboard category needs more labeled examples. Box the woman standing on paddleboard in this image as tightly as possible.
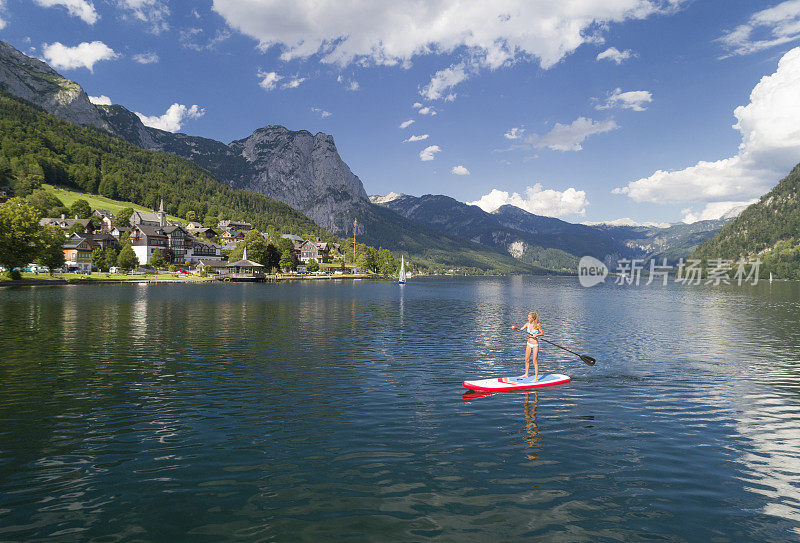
[512,312,544,381]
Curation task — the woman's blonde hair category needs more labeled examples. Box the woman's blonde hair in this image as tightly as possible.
[528,312,540,326]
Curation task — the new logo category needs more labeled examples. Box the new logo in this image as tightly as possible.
[578,256,607,287]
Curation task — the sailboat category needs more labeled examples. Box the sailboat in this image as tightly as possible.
[398,255,406,284]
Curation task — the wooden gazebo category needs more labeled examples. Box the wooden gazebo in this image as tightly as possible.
[224,247,265,280]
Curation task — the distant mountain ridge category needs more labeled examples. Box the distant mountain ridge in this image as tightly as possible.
[370,193,726,265]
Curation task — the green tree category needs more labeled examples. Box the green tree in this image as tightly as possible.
[149,248,164,268]
[279,251,295,271]
[104,247,118,270]
[116,243,138,272]
[89,215,103,232]
[67,222,86,235]
[69,199,92,219]
[264,243,280,270]
[0,198,42,277]
[91,247,105,271]
[26,189,63,217]
[306,258,320,272]
[186,210,197,222]
[35,225,66,275]
[356,246,378,272]
[377,248,397,275]
[115,207,134,227]
[277,236,295,256]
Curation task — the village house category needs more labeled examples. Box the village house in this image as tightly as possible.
[186,240,223,264]
[220,229,246,243]
[81,232,119,251]
[299,240,332,262]
[197,260,229,275]
[218,219,253,232]
[130,200,181,228]
[40,214,92,232]
[62,236,95,272]
[130,225,168,265]
[186,225,217,240]
[111,226,132,239]
[92,209,115,231]
[129,200,191,264]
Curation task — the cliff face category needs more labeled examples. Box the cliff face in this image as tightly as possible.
[0,41,110,132]
[229,126,370,234]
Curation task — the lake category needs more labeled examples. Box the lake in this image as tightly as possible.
[1,277,799,541]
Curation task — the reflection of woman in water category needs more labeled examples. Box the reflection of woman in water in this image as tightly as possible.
[522,392,540,460]
[512,312,544,381]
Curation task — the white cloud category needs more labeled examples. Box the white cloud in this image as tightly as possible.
[615,47,800,211]
[420,62,470,100]
[132,51,159,64]
[281,76,305,89]
[257,70,282,90]
[88,95,112,105]
[582,218,670,228]
[528,117,618,151]
[504,127,525,139]
[419,145,441,161]
[135,103,205,133]
[418,106,436,116]
[34,0,98,24]
[451,165,470,175]
[404,134,429,142]
[211,0,683,70]
[0,0,6,30]
[42,41,117,71]
[399,119,414,129]
[412,102,423,109]
[596,88,652,111]
[117,0,170,33]
[337,75,359,91]
[596,46,635,64]
[680,200,756,224]
[468,184,589,217]
[311,107,332,118]
[181,27,231,50]
[718,0,800,57]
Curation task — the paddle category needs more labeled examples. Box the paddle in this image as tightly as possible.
[515,329,596,366]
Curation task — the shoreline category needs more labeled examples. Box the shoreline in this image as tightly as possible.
[0,273,375,287]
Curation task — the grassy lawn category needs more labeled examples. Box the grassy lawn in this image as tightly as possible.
[2,271,214,282]
[42,184,186,224]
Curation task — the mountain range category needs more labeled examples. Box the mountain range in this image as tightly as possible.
[370,192,727,268]
[0,39,732,272]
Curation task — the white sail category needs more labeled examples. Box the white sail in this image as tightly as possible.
[398,255,406,283]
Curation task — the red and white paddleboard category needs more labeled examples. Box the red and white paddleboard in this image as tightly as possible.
[462,373,570,392]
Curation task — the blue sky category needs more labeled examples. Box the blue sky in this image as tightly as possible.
[2,0,800,226]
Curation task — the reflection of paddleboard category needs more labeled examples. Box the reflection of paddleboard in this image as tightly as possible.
[462,373,569,392]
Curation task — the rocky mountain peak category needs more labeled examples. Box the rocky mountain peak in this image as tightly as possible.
[0,40,110,132]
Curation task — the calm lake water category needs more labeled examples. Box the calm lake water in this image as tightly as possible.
[1,277,799,541]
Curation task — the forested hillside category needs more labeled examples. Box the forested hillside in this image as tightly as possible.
[0,90,328,238]
[692,164,800,278]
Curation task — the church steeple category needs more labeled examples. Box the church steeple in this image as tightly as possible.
[157,199,166,227]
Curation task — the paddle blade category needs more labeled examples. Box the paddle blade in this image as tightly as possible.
[581,355,596,366]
